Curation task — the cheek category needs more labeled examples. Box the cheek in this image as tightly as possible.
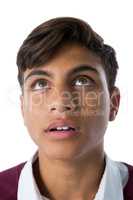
[79,90,110,143]
[86,116,108,145]
[78,89,109,116]
[22,93,48,142]
[23,92,49,114]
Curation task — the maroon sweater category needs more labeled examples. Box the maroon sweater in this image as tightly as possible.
[0,162,133,200]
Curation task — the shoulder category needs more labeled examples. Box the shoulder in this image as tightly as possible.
[0,162,26,200]
[123,163,133,199]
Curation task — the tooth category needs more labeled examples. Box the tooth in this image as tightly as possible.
[56,127,63,130]
[55,126,70,131]
[62,126,69,130]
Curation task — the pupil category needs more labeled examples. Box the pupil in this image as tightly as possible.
[39,80,45,87]
[77,78,88,85]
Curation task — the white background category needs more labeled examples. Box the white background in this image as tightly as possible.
[0,0,132,171]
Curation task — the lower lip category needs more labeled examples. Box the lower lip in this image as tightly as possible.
[45,130,79,139]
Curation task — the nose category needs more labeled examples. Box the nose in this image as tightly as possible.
[48,90,76,113]
[49,101,74,113]
[48,84,79,114]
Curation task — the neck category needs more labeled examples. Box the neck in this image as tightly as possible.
[33,146,105,200]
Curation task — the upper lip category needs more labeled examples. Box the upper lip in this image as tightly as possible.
[45,119,78,132]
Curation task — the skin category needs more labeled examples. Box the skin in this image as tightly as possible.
[20,42,120,200]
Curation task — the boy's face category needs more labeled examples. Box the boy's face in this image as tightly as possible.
[21,43,120,160]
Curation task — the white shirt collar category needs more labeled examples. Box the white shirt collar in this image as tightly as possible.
[94,155,128,200]
[17,151,128,200]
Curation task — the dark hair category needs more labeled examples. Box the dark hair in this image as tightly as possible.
[16,17,119,91]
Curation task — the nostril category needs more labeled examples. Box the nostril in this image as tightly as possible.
[66,106,71,110]
[51,107,56,111]
[50,104,73,112]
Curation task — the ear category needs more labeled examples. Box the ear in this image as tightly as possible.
[109,86,120,121]
[20,94,25,125]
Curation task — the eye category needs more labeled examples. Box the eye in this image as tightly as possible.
[72,76,95,87]
[30,79,49,91]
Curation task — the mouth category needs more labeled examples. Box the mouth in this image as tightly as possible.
[44,119,80,139]
[48,126,76,132]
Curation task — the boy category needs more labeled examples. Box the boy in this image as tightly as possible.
[0,17,133,200]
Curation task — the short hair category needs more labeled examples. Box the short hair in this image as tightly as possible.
[16,17,119,91]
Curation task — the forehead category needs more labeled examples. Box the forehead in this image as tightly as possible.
[24,43,105,78]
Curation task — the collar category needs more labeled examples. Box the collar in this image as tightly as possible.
[94,154,128,200]
[17,151,128,200]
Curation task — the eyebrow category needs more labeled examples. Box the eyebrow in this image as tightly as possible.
[68,64,98,76]
[24,70,52,82]
[24,64,98,83]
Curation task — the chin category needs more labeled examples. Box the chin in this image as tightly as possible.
[39,145,84,161]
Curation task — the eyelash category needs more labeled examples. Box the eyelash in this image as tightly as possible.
[30,79,49,91]
[72,75,95,87]
[29,76,95,91]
